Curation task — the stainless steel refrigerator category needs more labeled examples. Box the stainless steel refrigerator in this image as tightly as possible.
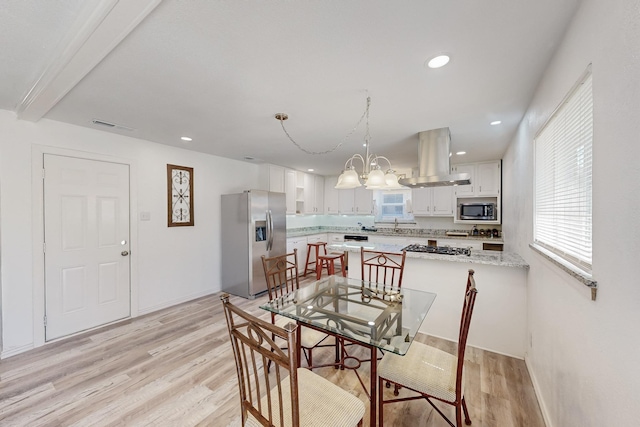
[221,190,286,299]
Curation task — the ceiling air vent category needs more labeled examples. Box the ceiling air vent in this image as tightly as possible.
[91,119,134,131]
[92,119,115,127]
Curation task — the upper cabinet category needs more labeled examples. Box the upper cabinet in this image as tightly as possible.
[335,186,373,215]
[324,176,340,214]
[302,173,324,214]
[266,164,286,193]
[411,186,454,216]
[451,160,502,224]
[285,169,297,214]
[476,161,501,196]
[263,165,324,214]
[450,160,501,197]
[354,187,373,214]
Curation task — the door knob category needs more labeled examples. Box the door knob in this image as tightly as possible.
[121,251,129,256]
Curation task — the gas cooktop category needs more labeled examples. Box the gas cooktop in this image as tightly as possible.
[402,244,471,256]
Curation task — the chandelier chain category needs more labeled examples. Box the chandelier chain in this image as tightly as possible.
[277,96,371,155]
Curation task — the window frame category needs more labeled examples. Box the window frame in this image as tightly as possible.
[533,66,593,276]
[373,189,414,223]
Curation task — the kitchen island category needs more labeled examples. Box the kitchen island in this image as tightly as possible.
[329,241,529,359]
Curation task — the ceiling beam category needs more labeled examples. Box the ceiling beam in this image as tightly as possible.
[16,0,162,122]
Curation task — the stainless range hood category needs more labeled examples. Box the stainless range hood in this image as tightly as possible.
[398,127,471,188]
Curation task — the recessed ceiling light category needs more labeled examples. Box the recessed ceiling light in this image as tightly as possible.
[490,121,502,126]
[181,136,192,141]
[307,168,314,172]
[426,54,450,69]
[456,151,466,155]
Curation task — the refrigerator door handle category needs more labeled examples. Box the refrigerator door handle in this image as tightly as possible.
[266,210,273,250]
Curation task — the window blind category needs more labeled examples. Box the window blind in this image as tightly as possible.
[534,72,593,273]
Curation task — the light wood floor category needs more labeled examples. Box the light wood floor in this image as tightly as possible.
[0,291,545,427]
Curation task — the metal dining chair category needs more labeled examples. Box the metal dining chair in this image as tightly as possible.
[377,269,479,427]
[261,249,330,368]
[360,247,407,288]
[220,294,365,427]
[335,247,408,363]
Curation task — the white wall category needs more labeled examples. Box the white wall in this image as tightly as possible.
[501,0,640,425]
[0,110,260,357]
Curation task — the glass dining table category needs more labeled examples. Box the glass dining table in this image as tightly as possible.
[260,275,437,427]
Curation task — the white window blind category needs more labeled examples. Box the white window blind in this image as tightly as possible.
[534,71,593,273]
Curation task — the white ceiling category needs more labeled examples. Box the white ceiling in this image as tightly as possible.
[0,0,581,176]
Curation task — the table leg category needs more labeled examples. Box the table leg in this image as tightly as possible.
[369,344,377,427]
[296,323,302,368]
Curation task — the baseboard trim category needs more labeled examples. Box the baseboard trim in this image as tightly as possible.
[525,355,552,427]
[426,333,525,360]
[137,289,213,316]
[1,343,35,359]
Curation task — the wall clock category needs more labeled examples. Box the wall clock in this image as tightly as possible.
[167,164,194,227]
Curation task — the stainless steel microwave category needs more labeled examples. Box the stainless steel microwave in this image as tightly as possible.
[459,203,497,221]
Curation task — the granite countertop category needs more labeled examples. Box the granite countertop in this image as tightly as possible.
[286,226,504,243]
[327,242,529,269]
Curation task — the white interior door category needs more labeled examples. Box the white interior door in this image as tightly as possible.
[44,154,131,341]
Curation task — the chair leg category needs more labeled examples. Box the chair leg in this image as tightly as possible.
[462,396,472,425]
[378,376,385,427]
[328,259,335,275]
[303,246,313,277]
[456,404,463,427]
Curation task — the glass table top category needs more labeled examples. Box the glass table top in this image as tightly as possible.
[260,275,437,355]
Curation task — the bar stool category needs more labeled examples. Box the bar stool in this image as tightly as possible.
[304,242,327,277]
[316,253,347,280]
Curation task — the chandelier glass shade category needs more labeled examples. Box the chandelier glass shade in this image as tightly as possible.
[335,152,403,190]
[275,93,402,190]
[334,97,403,190]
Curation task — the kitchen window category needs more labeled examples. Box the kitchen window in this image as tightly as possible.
[533,68,593,274]
[374,189,414,223]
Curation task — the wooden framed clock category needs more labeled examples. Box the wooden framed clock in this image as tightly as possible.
[167,164,194,227]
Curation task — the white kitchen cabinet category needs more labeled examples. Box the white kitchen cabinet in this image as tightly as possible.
[303,173,324,214]
[451,161,501,197]
[324,176,340,214]
[411,188,429,215]
[295,172,305,214]
[267,164,285,193]
[476,161,501,196]
[354,187,373,214]
[285,169,297,214]
[336,186,373,215]
[307,234,328,244]
[286,236,308,274]
[314,175,324,213]
[411,187,454,216]
[450,163,476,196]
[338,188,355,214]
[328,233,344,244]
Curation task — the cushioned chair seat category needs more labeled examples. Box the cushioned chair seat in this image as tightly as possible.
[246,367,365,427]
[378,341,463,403]
[274,316,328,349]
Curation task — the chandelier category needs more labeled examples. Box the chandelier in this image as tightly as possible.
[334,96,402,190]
[274,93,402,190]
